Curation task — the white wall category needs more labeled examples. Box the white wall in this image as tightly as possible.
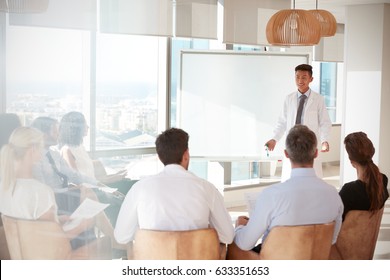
[341,4,390,184]
[318,124,341,164]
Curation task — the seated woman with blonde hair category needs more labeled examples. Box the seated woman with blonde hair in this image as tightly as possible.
[339,132,389,220]
[0,127,111,259]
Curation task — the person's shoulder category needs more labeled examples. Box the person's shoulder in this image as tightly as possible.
[17,178,51,192]
[343,179,361,187]
[48,148,62,159]
[185,172,221,192]
[308,90,322,98]
[130,174,157,189]
[59,144,71,154]
[32,178,52,189]
[382,173,388,185]
[189,173,217,188]
[340,180,363,193]
[286,91,297,99]
[261,182,284,197]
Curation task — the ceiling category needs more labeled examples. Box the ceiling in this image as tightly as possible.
[294,0,390,23]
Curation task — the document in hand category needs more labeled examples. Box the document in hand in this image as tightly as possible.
[82,183,118,193]
[62,198,109,231]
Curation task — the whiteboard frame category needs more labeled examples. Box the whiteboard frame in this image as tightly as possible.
[179,50,310,157]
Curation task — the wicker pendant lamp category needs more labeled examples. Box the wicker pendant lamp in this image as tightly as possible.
[308,0,337,37]
[266,0,321,46]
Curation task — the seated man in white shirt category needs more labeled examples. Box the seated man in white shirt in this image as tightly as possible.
[114,128,234,249]
[233,125,343,254]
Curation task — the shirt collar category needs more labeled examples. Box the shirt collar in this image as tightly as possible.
[290,167,317,178]
[164,164,186,171]
[296,88,311,99]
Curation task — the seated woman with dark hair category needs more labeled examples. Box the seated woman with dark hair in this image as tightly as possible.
[57,111,135,228]
[339,132,389,220]
[58,111,133,194]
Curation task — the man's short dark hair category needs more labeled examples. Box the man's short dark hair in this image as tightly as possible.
[285,125,317,164]
[295,64,313,77]
[155,128,189,166]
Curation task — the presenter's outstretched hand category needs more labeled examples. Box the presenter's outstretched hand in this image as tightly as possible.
[265,139,276,151]
[321,141,330,152]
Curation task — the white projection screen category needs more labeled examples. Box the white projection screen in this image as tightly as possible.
[179,51,309,157]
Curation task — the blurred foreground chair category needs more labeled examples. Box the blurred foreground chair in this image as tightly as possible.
[227,222,335,260]
[131,228,224,260]
[329,208,384,260]
[2,215,111,260]
[0,222,11,259]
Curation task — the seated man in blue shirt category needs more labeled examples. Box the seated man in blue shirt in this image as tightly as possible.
[233,125,343,254]
[31,116,123,252]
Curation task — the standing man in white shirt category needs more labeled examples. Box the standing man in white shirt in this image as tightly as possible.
[114,128,234,247]
[265,64,332,181]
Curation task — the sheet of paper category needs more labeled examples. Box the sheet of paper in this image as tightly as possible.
[82,183,100,189]
[82,183,118,194]
[99,186,118,193]
[62,198,109,231]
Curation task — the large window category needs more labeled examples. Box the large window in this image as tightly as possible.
[6,26,86,124]
[312,61,342,123]
[96,34,164,151]
[2,14,167,179]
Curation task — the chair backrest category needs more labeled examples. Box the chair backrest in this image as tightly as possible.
[132,228,221,260]
[1,215,72,259]
[227,222,335,260]
[259,222,335,260]
[329,208,384,260]
[0,225,11,260]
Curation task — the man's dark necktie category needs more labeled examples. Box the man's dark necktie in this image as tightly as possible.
[46,151,69,189]
[295,95,307,124]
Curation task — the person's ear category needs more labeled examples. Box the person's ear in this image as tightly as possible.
[183,149,190,162]
[314,148,318,159]
[180,149,190,169]
[284,149,289,158]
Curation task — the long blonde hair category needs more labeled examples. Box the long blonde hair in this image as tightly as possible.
[0,127,44,192]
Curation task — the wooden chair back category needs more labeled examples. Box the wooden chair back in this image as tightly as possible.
[1,215,111,260]
[2,215,72,259]
[227,222,335,260]
[132,228,221,260]
[0,225,11,259]
[329,208,384,260]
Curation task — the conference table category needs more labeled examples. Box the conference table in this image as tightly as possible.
[192,155,282,185]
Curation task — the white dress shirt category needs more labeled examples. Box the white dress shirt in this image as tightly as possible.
[234,168,343,251]
[114,164,234,244]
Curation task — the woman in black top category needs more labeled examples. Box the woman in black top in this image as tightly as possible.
[339,132,389,220]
